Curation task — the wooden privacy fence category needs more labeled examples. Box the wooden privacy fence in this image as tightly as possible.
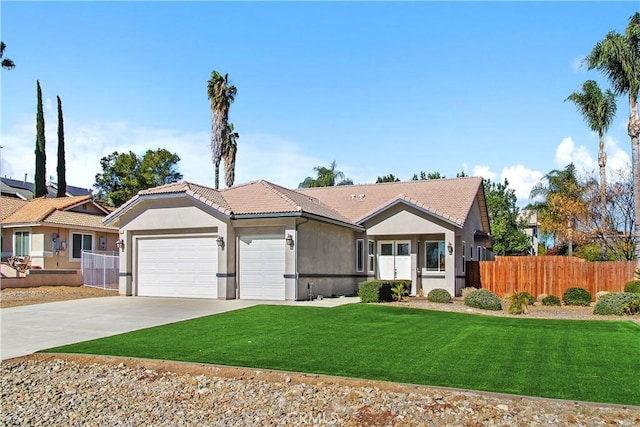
[478,256,636,299]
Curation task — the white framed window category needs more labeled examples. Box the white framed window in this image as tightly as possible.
[13,231,30,257]
[425,241,446,272]
[356,239,365,272]
[462,240,466,273]
[368,240,375,272]
[71,232,94,260]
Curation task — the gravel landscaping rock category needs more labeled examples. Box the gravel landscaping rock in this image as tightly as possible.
[0,286,117,308]
[2,354,639,426]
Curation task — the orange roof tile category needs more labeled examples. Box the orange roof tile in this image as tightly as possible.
[44,210,117,230]
[1,197,29,221]
[2,196,93,224]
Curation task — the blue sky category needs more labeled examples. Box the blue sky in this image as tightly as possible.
[1,1,637,205]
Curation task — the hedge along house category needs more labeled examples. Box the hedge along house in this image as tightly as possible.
[104,176,492,301]
[0,195,119,269]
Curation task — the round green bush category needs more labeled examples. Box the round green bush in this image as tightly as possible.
[542,295,561,306]
[464,289,502,311]
[427,288,452,303]
[520,292,536,305]
[624,280,640,294]
[593,292,640,316]
[563,287,592,306]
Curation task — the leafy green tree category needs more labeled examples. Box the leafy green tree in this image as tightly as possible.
[222,122,239,188]
[529,164,588,256]
[299,160,352,188]
[34,80,46,198]
[586,12,640,264]
[376,174,400,183]
[566,80,617,259]
[411,171,444,180]
[483,179,531,255]
[1,41,15,70]
[94,149,183,207]
[207,71,237,190]
[56,96,67,197]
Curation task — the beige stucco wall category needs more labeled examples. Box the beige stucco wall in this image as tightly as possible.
[296,219,364,300]
[455,197,493,295]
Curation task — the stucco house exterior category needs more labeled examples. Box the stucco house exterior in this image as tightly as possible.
[1,195,119,269]
[105,177,492,301]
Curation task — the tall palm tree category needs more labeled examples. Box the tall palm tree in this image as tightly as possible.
[586,12,640,265]
[299,160,353,187]
[1,41,15,70]
[530,164,587,256]
[222,122,239,188]
[565,80,617,259]
[207,71,237,189]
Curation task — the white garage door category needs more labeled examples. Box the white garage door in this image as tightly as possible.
[137,235,218,298]
[239,235,285,300]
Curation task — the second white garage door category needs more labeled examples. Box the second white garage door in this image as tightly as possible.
[239,235,286,300]
[137,235,218,298]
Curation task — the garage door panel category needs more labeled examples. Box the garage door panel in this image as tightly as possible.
[137,236,217,298]
[239,235,285,300]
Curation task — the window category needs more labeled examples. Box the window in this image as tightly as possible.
[368,240,375,272]
[470,244,474,260]
[425,241,446,272]
[380,243,393,256]
[477,246,483,261]
[72,233,93,259]
[462,240,466,273]
[14,231,30,256]
[397,242,410,256]
[356,239,365,272]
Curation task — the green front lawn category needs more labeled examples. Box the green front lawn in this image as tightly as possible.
[42,304,640,405]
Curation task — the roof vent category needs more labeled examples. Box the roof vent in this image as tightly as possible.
[357,194,365,201]
[350,194,356,200]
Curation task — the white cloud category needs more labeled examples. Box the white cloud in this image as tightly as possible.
[0,119,325,191]
[472,165,497,181]
[555,136,597,174]
[605,136,631,177]
[501,165,543,204]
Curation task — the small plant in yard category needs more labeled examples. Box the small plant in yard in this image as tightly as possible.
[542,295,562,306]
[417,286,425,298]
[427,288,451,303]
[464,289,502,311]
[461,287,477,299]
[391,282,409,302]
[563,287,592,306]
[623,280,640,294]
[507,292,531,314]
[521,292,536,305]
[593,292,640,316]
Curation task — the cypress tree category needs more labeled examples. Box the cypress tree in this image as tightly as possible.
[34,80,46,198]
[56,96,66,197]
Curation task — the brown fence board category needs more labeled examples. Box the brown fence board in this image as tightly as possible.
[478,257,636,300]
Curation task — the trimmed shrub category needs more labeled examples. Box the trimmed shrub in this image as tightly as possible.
[427,288,452,303]
[464,289,502,311]
[542,295,561,306]
[563,287,592,306]
[623,280,640,294]
[461,287,477,299]
[593,292,640,316]
[507,292,530,315]
[358,280,410,303]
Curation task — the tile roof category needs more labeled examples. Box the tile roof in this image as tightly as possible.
[1,197,29,221]
[108,177,486,230]
[297,177,485,226]
[0,195,117,230]
[0,178,93,199]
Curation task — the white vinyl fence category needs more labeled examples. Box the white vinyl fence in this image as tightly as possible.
[82,250,119,290]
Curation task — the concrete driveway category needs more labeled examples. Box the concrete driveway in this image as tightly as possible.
[1,295,359,361]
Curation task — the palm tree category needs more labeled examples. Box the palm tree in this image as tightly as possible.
[530,164,587,256]
[207,71,237,189]
[222,122,239,188]
[1,41,15,70]
[565,80,617,259]
[299,160,353,188]
[586,12,640,264]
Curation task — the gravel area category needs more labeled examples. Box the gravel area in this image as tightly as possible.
[0,286,118,308]
[2,354,639,426]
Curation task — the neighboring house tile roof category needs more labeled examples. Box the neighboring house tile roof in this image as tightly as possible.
[1,196,116,231]
[106,177,488,232]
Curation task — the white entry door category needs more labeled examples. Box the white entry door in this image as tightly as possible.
[377,240,411,280]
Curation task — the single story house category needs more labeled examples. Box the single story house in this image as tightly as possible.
[105,177,492,300]
[1,195,119,269]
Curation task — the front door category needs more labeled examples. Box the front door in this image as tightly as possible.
[378,240,411,280]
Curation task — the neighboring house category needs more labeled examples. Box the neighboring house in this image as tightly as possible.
[105,177,492,301]
[0,177,92,200]
[1,195,119,269]
[519,209,539,256]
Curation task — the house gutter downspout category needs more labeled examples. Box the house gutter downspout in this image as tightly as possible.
[295,217,310,301]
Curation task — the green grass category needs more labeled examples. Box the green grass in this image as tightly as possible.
[42,304,640,406]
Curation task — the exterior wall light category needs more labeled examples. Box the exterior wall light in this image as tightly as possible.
[447,241,453,255]
[116,239,125,252]
[285,234,294,249]
[216,236,225,250]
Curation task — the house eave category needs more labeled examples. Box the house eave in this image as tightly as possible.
[356,199,463,228]
[232,211,365,231]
